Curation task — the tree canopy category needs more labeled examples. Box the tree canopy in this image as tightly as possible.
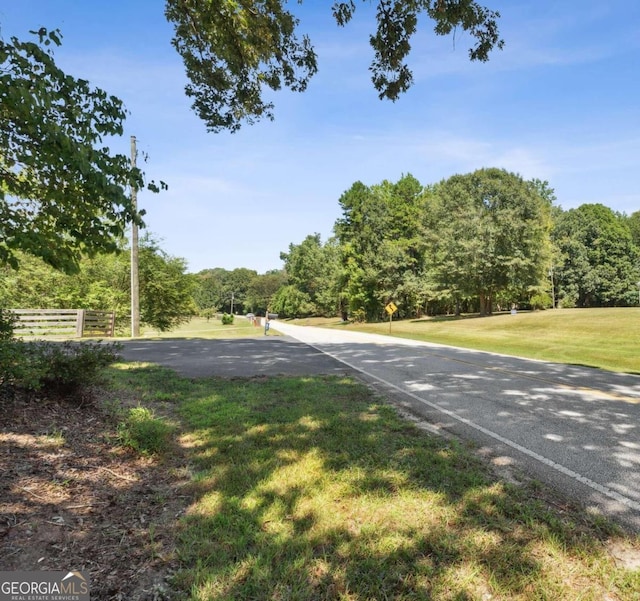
[2,2,502,276]
[429,168,552,315]
[336,174,428,319]
[0,28,164,274]
[552,204,639,308]
[0,236,195,332]
[275,234,341,317]
[267,170,581,320]
[165,0,503,132]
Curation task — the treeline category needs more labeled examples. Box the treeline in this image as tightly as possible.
[269,168,640,320]
[0,233,290,330]
[0,235,196,332]
[4,168,639,329]
[193,268,287,317]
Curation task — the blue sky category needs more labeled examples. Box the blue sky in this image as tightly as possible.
[2,1,639,274]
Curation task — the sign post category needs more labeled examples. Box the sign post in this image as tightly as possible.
[384,302,398,333]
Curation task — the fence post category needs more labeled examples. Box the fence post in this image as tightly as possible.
[76,309,85,338]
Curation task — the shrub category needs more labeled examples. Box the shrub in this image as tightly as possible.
[0,339,44,391]
[530,292,552,310]
[38,341,121,394]
[350,309,366,323]
[558,292,577,309]
[201,308,217,321]
[0,339,121,397]
[221,313,234,325]
[117,406,173,455]
[0,309,16,341]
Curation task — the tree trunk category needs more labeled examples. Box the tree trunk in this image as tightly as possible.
[479,292,493,316]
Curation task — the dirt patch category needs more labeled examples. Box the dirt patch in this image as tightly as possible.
[0,388,191,600]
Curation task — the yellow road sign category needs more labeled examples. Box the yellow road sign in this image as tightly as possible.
[385,302,398,315]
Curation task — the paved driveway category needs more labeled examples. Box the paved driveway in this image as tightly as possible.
[117,324,640,531]
[118,336,349,378]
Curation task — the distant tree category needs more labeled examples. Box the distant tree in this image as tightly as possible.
[0,252,73,309]
[335,174,428,319]
[224,268,258,314]
[138,236,197,331]
[192,269,225,313]
[271,285,315,318]
[193,267,257,314]
[165,0,503,132]
[0,250,128,312]
[315,238,345,317]
[0,28,164,273]
[245,270,288,315]
[428,169,552,315]
[279,233,342,316]
[552,204,639,307]
[1,236,195,332]
[627,211,640,248]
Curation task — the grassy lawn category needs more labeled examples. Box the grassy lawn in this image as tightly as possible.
[293,308,640,373]
[136,316,266,339]
[108,364,640,601]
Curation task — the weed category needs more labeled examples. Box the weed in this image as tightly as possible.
[117,406,173,456]
[41,429,66,448]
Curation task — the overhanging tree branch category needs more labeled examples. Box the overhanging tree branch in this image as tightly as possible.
[165,0,503,131]
[0,28,166,274]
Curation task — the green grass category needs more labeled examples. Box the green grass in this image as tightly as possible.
[108,364,640,601]
[294,308,640,373]
[116,406,174,455]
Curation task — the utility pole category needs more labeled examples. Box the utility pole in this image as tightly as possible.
[130,136,140,338]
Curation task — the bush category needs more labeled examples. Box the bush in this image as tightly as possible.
[530,292,552,310]
[117,406,173,455]
[39,341,121,393]
[221,313,234,325]
[201,307,217,321]
[0,309,16,341]
[0,339,43,391]
[558,292,577,309]
[350,309,366,323]
[0,339,121,397]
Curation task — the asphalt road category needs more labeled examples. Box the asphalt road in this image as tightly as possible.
[269,321,640,532]
[118,322,640,531]
[118,335,349,378]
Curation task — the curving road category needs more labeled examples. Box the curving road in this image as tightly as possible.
[269,320,640,531]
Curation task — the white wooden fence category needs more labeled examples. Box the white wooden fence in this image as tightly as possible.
[11,309,116,338]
